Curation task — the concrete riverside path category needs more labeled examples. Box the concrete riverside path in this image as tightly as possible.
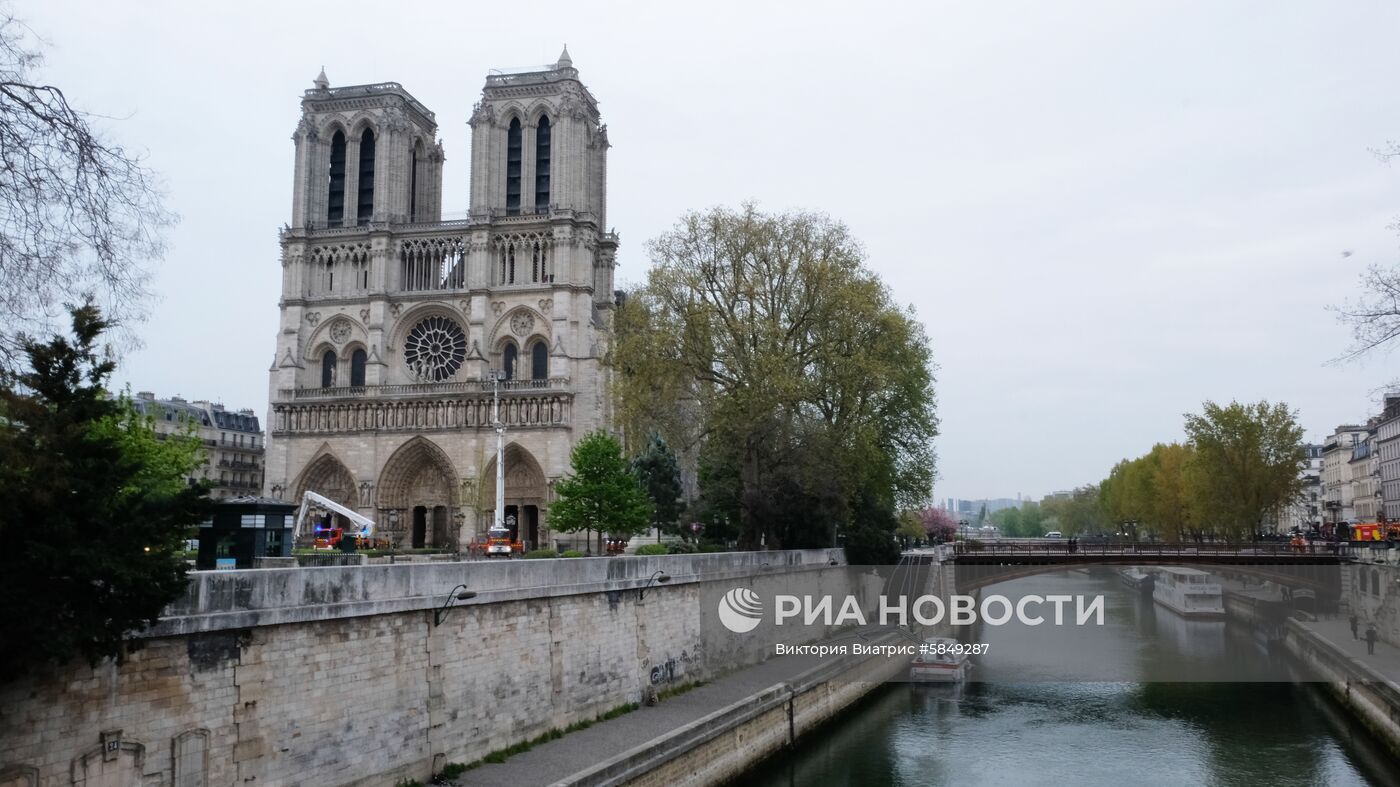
[453,634,894,786]
[1219,577,1400,683]
[1298,617,1400,684]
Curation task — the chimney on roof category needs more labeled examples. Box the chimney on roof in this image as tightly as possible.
[136,391,155,401]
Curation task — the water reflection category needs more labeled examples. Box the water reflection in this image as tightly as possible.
[742,570,1398,787]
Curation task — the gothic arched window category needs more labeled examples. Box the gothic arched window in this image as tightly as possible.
[531,340,548,380]
[505,118,522,216]
[535,116,551,212]
[327,131,346,227]
[503,342,518,381]
[356,128,376,225]
[409,139,424,222]
[350,349,367,387]
[321,350,337,388]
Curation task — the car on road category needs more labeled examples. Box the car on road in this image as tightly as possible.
[1044,531,1062,539]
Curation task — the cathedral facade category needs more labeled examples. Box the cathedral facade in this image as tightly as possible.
[264,48,618,551]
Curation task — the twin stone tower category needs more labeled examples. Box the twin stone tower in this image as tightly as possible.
[265,48,618,551]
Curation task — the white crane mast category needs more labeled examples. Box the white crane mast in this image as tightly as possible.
[293,490,375,541]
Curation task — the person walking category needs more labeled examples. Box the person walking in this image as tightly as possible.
[1365,623,1379,656]
[1350,613,1360,640]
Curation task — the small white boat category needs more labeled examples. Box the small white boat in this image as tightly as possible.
[1152,567,1225,618]
[909,637,972,682]
[1119,567,1154,594]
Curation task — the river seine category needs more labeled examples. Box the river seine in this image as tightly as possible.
[743,570,1400,786]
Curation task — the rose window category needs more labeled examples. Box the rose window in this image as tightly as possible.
[403,316,467,382]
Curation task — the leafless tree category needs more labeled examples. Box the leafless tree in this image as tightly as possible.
[0,10,174,371]
[1334,141,1400,365]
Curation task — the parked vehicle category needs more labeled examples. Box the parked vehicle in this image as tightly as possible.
[1044,531,1063,539]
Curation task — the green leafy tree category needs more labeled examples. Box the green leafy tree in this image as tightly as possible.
[613,204,937,553]
[0,304,210,677]
[629,432,683,536]
[549,431,653,553]
[1183,400,1304,540]
[989,505,1022,536]
[896,511,925,546]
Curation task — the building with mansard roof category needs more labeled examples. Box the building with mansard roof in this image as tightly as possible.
[264,48,618,550]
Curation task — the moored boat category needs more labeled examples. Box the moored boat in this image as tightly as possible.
[1119,567,1154,594]
[909,637,972,682]
[1152,567,1224,618]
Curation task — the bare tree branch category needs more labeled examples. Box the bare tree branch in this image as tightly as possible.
[0,9,174,372]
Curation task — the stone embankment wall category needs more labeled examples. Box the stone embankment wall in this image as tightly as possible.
[1282,618,1400,759]
[0,550,850,787]
[551,635,909,787]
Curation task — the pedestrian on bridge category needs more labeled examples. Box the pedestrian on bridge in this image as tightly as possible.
[1350,614,1359,640]
[1365,623,1379,656]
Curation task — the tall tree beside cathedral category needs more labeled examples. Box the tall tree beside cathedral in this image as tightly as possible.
[612,204,938,561]
[0,13,174,372]
[0,304,211,678]
[629,432,683,536]
[548,431,653,552]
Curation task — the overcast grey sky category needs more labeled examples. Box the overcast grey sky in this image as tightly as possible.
[22,0,1400,502]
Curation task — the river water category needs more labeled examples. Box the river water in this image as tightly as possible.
[744,570,1400,786]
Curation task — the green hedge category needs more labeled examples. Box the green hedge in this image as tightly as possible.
[561,550,584,558]
[635,543,669,556]
[522,549,560,559]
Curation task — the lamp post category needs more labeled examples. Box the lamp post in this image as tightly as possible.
[486,369,506,532]
[433,584,477,627]
[639,570,671,601]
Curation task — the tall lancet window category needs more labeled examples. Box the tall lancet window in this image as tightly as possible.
[502,342,518,380]
[506,118,522,215]
[356,128,376,225]
[409,140,423,222]
[534,116,551,213]
[321,350,337,388]
[327,131,346,227]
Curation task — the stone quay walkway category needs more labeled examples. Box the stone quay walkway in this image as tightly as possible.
[1219,577,1399,683]
[452,631,895,786]
[1297,617,1400,684]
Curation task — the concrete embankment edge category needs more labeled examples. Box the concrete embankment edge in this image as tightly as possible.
[1282,619,1400,759]
[549,635,910,787]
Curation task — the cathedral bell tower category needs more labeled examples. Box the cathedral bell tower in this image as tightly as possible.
[289,69,445,229]
[266,53,619,553]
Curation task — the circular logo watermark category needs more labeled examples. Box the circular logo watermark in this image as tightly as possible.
[718,587,763,633]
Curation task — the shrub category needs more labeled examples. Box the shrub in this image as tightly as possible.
[666,542,697,554]
[435,762,467,780]
[635,543,669,556]
[522,549,559,560]
[561,550,584,558]
[699,543,727,553]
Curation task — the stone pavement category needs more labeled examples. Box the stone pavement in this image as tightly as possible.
[1300,617,1400,684]
[453,647,834,786]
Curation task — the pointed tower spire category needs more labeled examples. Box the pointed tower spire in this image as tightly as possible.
[556,45,572,69]
[314,66,329,90]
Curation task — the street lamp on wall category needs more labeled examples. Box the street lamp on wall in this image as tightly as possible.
[433,584,477,627]
[639,570,670,601]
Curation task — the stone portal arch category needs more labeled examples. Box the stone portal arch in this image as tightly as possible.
[292,450,359,536]
[480,443,548,550]
[377,436,460,549]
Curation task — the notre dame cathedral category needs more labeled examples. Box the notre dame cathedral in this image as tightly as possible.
[264,47,618,551]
